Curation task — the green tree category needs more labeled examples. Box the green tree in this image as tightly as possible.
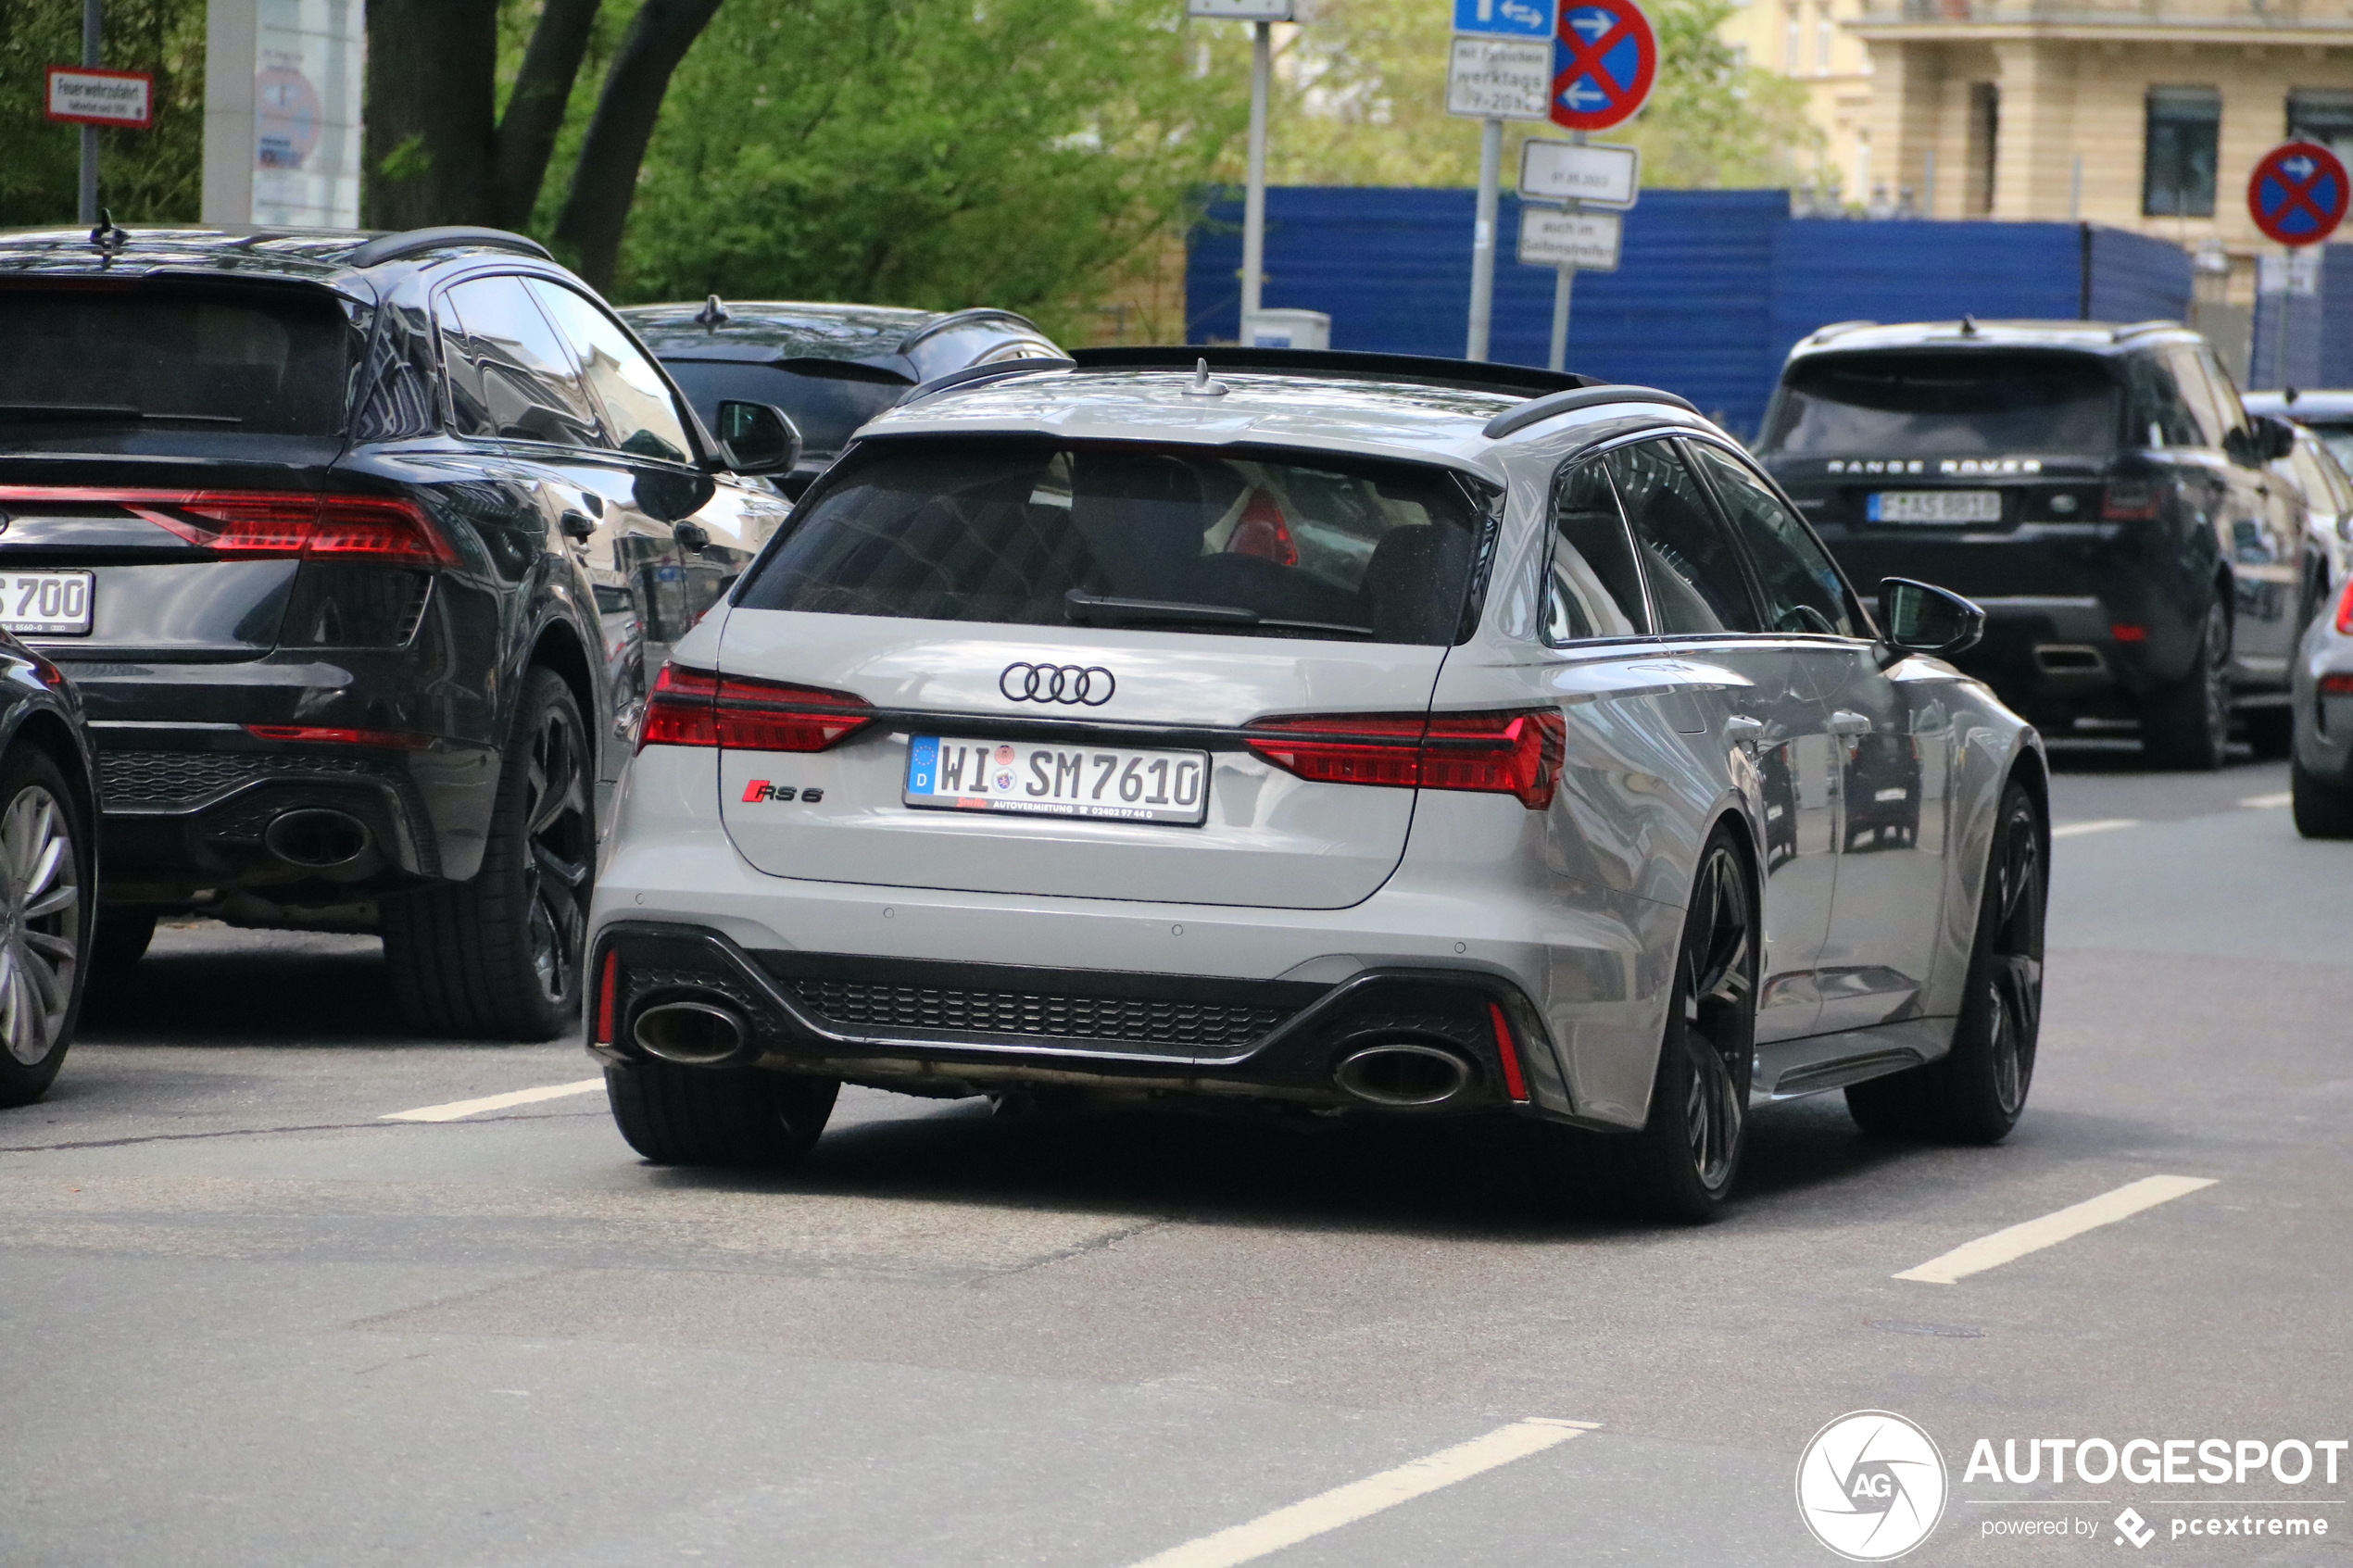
[0,0,205,226]
[610,0,1246,339]
[1263,0,1816,189]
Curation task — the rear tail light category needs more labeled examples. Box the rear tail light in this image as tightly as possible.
[2099,482,2159,521]
[0,486,455,565]
[637,663,875,754]
[1228,490,1299,566]
[1244,707,1567,809]
[1488,1001,1530,1102]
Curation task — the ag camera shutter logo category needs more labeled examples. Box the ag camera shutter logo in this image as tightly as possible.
[1796,1411,1948,1561]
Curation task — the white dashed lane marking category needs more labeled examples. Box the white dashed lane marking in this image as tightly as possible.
[1122,1419,1600,1568]
[2240,790,2293,809]
[1894,1174,2218,1285]
[381,1079,606,1123]
[2051,818,2140,838]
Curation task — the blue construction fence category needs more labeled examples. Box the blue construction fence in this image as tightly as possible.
[1186,188,2198,437]
[2251,244,2353,392]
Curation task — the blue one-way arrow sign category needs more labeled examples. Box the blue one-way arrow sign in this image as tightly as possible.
[1455,0,1555,40]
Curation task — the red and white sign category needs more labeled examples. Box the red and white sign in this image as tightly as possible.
[2247,141,2348,247]
[44,66,153,129]
[1549,0,1656,132]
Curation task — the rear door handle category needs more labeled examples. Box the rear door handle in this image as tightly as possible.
[1828,710,1872,735]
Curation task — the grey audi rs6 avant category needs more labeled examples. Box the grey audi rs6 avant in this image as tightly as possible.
[586,346,2050,1220]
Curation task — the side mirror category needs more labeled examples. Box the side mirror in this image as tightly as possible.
[1879,577,1985,659]
[2254,413,2298,464]
[673,521,711,554]
[713,400,801,476]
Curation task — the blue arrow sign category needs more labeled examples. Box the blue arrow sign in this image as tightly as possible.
[1455,0,1555,39]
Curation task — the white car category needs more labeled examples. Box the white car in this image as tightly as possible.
[585,348,2048,1221]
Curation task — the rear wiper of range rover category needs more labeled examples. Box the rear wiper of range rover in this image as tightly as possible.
[1064,590,1374,639]
[0,403,242,424]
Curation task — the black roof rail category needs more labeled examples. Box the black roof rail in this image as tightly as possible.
[898,307,1051,351]
[1070,345,1596,400]
[346,226,553,270]
[1483,384,1701,440]
[897,356,1076,406]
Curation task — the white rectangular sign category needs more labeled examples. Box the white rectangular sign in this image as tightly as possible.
[44,67,153,128]
[1446,38,1551,121]
[1519,208,1623,270]
[1519,140,1640,208]
[1187,0,1295,18]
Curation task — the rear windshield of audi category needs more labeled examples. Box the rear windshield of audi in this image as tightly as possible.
[0,280,351,437]
[735,436,1494,645]
[1759,349,2121,457]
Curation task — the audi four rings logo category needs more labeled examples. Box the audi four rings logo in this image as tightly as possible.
[1000,662,1115,706]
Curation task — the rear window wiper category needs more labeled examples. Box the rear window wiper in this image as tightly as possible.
[1065,590,1375,639]
[0,403,242,425]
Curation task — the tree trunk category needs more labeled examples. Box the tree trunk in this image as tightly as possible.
[493,0,605,230]
[361,0,501,231]
[552,0,726,290]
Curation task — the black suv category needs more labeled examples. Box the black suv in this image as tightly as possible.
[1755,320,2305,767]
[0,222,799,1036]
[620,299,1062,499]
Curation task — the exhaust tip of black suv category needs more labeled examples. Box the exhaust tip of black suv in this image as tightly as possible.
[262,809,371,869]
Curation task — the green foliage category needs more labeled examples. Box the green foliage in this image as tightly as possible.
[608,0,1246,339]
[1265,0,1816,190]
[0,0,207,226]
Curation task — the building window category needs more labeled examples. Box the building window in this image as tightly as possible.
[2144,87,2221,218]
[1784,5,1801,72]
[1817,5,1834,73]
[2288,88,2353,161]
[1969,82,2000,215]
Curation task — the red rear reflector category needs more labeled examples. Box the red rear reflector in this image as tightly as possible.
[0,487,454,565]
[2109,623,2148,643]
[1244,708,1567,809]
[594,949,619,1045]
[637,663,874,754]
[1489,1001,1529,1102]
[245,724,434,749]
[2100,483,2159,521]
[2321,673,2353,696]
[2338,579,2353,635]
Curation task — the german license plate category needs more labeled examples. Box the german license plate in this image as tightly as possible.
[0,571,93,635]
[1868,489,2002,524]
[905,735,1210,825]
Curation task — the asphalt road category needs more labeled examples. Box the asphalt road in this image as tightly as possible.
[3,744,2347,1568]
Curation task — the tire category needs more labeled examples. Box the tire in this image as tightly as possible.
[2141,596,2232,771]
[1613,826,1758,1223]
[2243,705,2294,760]
[89,908,157,975]
[605,1060,839,1167]
[1847,782,2045,1144]
[2292,754,2353,838]
[0,748,91,1110]
[383,669,595,1039]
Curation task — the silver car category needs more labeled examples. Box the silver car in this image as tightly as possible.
[585,350,2050,1221]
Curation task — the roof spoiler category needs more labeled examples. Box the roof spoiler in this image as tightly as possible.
[1069,345,1597,400]
[346,226,553,270]
[1483,384,1701,440]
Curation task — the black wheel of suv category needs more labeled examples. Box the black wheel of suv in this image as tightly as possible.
[2292,754,2353,838]
[2142,596,2232,771]
[1615,826,1757,1223]
[0,748,90,1110]
[605,1060,839,1166]
[383,669,594,1040]
[1847,782,2045,1144]
[89,909,157,975]
[2243,705,2294,760]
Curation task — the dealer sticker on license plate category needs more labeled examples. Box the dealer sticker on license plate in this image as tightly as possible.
[906,735,1210,825]
[0,571,94,635]
[1868,489,2003,525]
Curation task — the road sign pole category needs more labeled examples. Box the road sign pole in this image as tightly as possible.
[1544,128,1588,372]
[78,0,100,224]
[1239,19,1271,329]
[1466,115,1502,361]
[2275,245,2292,388]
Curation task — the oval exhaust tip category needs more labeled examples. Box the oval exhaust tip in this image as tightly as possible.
[633,1000,749,1065]
[262,809,371,868]
[1334,1041,1472,1108]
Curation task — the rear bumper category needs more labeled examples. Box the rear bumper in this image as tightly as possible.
[586,920,1558,1117]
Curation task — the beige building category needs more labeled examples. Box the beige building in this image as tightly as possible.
[1720,0,1881,205]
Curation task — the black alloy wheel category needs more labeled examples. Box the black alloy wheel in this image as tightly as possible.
[1848,781,2045,1143]
[2143,596,2232,771]
[1617,827,1758,1222]
[384,669,594,1039]
[0,748,90,1109]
